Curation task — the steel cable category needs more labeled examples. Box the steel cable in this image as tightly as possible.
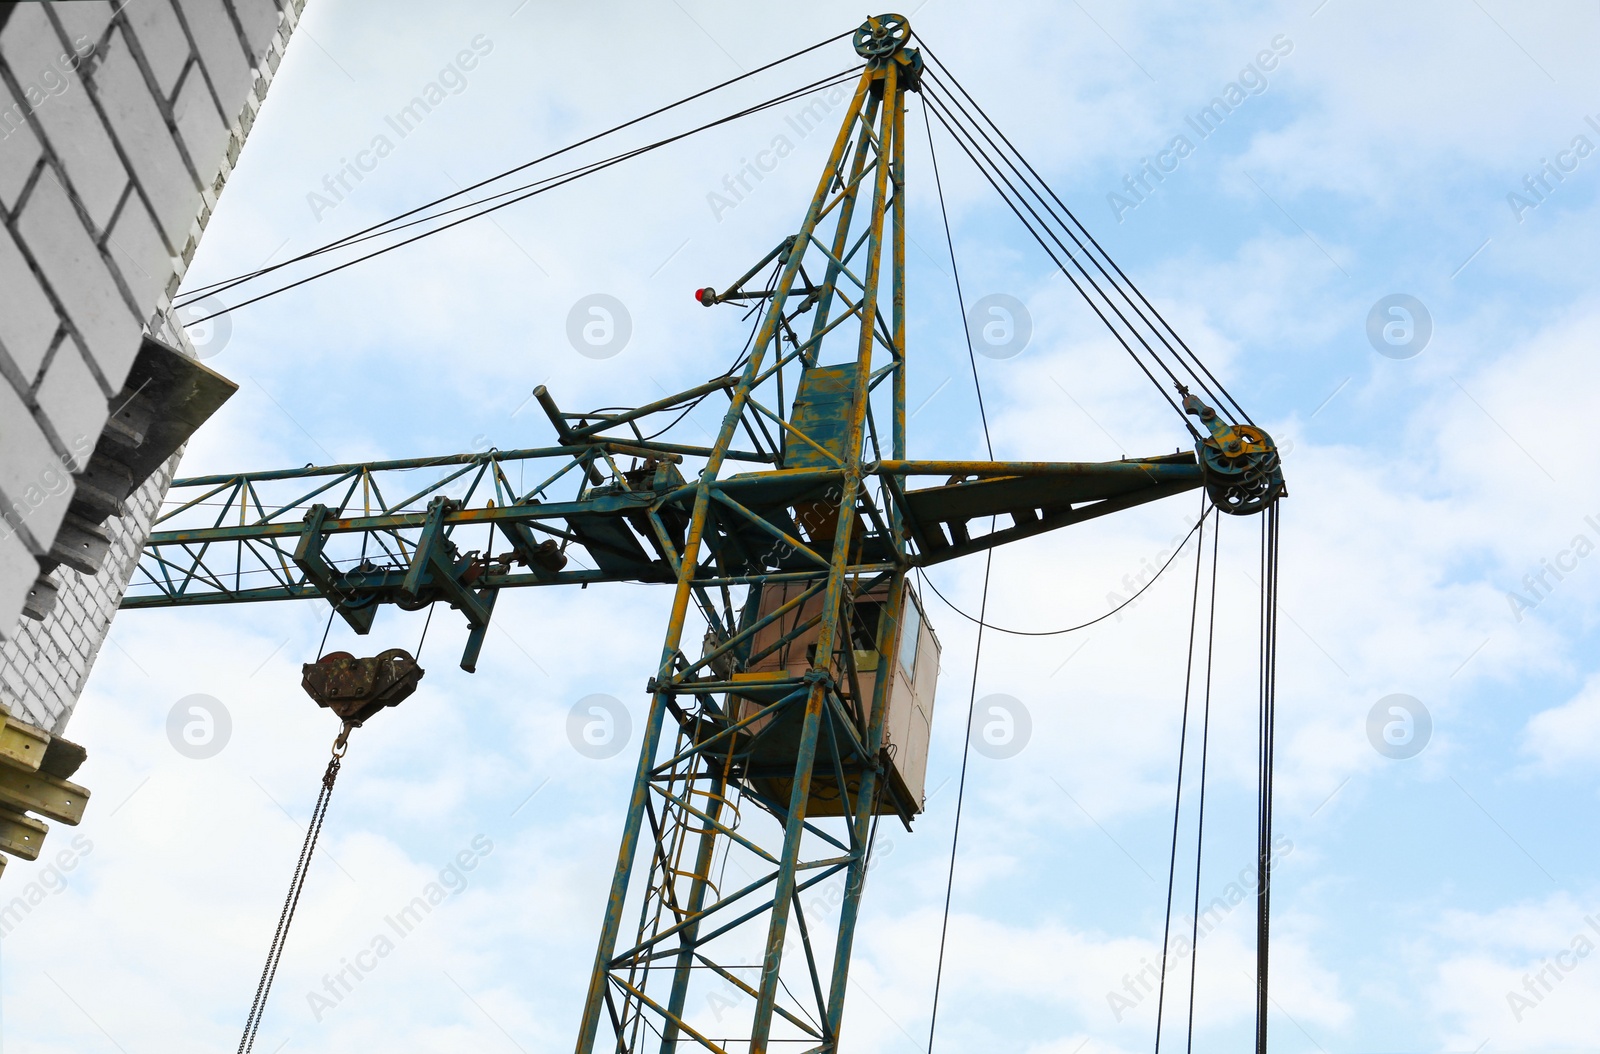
[917,509,1208,637]
[1183,517,1221,1054]
[923,90,995,1053]
[917,88,1195,434]
[1151,493,1209,1054]
[921,75,1221,426]
[181,69,862,325]
[913,41,1253,426]
[179,29,856,307]
[1254,501,1280,1054]
[237,731,348,1053]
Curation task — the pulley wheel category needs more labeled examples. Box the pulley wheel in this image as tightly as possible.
[854,13,910,59]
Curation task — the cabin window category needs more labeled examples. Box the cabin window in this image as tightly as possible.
[850,600,884,652]
[898,597,921,682]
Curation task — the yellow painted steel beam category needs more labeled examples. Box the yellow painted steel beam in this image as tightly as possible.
[0,807,48,861]
[0,766,88,826]
[0,714,49,772]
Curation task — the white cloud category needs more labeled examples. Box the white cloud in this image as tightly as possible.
[18,1,1600,1051]
[1523,672,1600,769]
[1429,893,1600,1049]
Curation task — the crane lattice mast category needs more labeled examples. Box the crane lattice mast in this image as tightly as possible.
[125,14,1283,1052]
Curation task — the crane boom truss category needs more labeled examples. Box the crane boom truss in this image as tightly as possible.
[119,14,1284,1052]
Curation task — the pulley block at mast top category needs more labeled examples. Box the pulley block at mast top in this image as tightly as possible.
[854,12,909,60]
[854,12,923,85]
[1182,389,1285,515]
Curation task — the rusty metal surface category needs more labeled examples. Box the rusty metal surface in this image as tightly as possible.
[300,649,424,725]
[116,12,1285,1050]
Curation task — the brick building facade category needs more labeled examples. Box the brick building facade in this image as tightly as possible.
[0,0,305,732]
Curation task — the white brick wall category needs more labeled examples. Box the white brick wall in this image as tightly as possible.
[0,0,307,730]
[0,82,42,212]
[0,225,55,382]
[0,455,175,733]
[0,373,73,559]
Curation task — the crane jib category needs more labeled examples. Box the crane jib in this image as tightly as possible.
[132,13,1284,1054]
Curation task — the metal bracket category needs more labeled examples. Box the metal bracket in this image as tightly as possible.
[403,496,498,671]
[1181,388,1285,515]
[294,504,378,633]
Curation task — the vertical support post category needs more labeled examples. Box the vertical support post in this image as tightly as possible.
[890,77,908,462]
[803,94,885,366]
[575,683,670,1053]
[749,57,899,1054]
[576,66,879,1054]
[747,674,831,1052]
[824,568,905,1037]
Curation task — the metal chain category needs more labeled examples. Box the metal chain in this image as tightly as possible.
[237,722,352,1053]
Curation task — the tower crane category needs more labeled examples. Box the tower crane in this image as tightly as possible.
[130,14,1284,1053]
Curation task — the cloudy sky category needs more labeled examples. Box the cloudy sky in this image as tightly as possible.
[10,0,1600,1051]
